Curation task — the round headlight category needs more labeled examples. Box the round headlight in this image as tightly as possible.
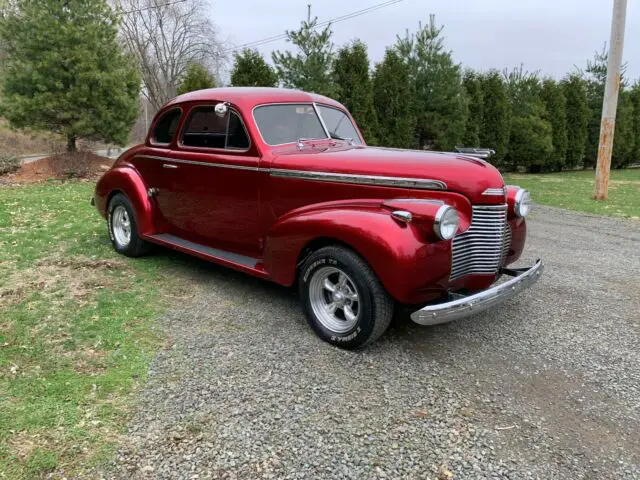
[434,205,459,240]
[515,189,532,217]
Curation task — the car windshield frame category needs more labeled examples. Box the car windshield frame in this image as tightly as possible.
[315,104,363,145]
[252,102,362,147]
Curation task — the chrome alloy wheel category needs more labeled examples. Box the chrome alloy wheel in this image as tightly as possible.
[308,266,361,333]
[111,205,132,247]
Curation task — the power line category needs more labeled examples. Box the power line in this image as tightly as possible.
[222,0,403,54]
[118,0,187,15]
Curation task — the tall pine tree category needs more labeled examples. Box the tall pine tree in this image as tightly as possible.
[503,66,552,172]
[372,49,416,149]
[396,15,467,151]
[582,47,634,169]
[332,40,378,144]
[630,81,640,165]
[561,74,589,168]
[479,70,511,165]
[611,90,635,168]
[272,7,335,97]
[584,48,609,168]
[540,78,568,171]
[230,49,278,87]
[0,0,140,151]
[462,70,483,147]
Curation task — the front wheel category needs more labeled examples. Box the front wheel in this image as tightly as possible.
[299,246,393,349]
[107,193,150,257]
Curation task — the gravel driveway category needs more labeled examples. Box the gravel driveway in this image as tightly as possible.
[97,206,640,479]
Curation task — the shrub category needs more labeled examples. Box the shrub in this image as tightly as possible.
[49,152,93,178]
[0,153,20,175]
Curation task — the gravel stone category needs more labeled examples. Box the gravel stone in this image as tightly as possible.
[92,205,640,479]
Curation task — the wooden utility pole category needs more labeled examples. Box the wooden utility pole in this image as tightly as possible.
[594,0,627,200]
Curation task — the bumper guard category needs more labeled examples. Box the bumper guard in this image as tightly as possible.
[410,259,543,325]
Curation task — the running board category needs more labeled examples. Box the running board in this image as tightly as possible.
[144,233,266,277]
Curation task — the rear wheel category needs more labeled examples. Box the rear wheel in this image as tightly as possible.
[299,246,393,349]
[107,193,150,257]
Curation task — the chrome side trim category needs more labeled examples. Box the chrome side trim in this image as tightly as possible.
[270,169,447,190]
[410,260,543,326]
[137,155,260,172]
[482,187,506,196]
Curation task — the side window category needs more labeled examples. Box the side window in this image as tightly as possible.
[151,108,181,145]
[227,111,250,149]
[181,105,250,150]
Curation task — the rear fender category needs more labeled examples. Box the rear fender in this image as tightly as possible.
[94,166,157,236]
[263,202,453,304]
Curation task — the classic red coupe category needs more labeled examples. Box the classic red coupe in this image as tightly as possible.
[93,87,542,348]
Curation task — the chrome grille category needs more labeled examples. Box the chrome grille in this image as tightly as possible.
[502,223,512,260]
[450,205,508,280]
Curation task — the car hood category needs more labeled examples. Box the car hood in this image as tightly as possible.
[271,144,506,204]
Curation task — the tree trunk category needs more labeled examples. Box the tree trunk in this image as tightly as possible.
[67,135,77,152]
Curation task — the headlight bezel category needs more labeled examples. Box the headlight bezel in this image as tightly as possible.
[514,188,531,217]
[434,205,459,240]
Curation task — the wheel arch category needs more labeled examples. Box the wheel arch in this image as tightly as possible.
[95,166,156,236]
[263,207,445,304]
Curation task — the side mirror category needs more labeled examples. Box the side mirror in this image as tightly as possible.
[215,102,229,117]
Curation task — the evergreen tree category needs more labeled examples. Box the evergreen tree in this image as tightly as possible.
[630,81,640,165]
[561,73,589,168]
[230,49,278,87]
[611,90,635,168]
[583,48,609,168]
[462,70,483,147]
[503,66,552,172]
[540,78,568,171]
[372,49,416,148]
[332,40,378,144]
[396,15,467,151]
[478,70,510,165]
[0,0,140,151]
[177,63,216,95]
[272,8,335,97]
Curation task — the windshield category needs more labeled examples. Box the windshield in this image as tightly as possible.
[316,105,362,144]
[253,104,327,146]
[253,103,362,146]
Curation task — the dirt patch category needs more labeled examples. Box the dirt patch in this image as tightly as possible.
[0,255,130,308]
[3,152,113,184]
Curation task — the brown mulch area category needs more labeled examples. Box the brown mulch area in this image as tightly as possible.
[3,152,114,184]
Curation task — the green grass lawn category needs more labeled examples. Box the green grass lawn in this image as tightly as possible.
[504,168,640,219]
[0,181,187,479]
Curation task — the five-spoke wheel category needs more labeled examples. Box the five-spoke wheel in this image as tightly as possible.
[299,246,393,349]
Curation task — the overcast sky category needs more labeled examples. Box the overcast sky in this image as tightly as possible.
[212,0,639,82]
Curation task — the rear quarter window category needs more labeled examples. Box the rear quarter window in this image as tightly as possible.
[151,108,182,145]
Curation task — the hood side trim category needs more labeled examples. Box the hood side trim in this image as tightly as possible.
[270,168,446,191]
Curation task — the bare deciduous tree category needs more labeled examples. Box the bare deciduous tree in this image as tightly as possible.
[115,0,226,111]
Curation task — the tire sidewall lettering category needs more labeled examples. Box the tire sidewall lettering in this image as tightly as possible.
[302,253,373,346]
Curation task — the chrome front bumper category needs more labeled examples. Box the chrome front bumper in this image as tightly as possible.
[410,260,543,326]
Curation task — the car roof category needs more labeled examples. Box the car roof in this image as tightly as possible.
[164,87,346,111]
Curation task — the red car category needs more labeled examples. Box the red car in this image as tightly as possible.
[94,87,542,349]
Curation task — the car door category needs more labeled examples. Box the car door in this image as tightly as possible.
[160,102,263,256]
[129,107,183,231]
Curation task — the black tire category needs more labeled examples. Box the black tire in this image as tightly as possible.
[299,245,393,349]
[107,193,150,257]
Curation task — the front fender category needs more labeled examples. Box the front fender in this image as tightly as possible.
[94,166,156,236]
[263,205,452,304]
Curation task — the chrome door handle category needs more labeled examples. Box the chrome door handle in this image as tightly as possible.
[163,163,178,169]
